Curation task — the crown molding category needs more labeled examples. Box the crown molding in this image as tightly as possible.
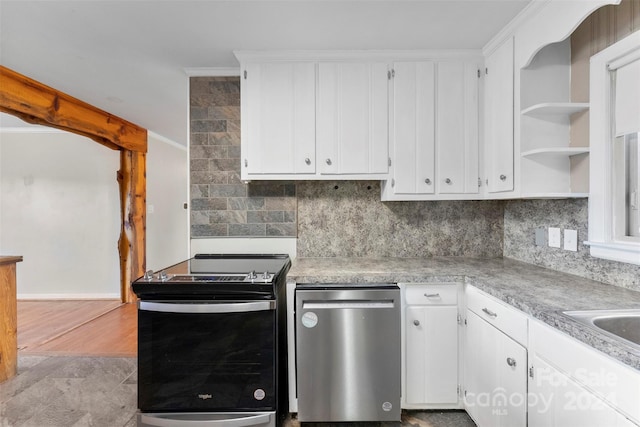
[483,0,550,56]
[184,67,241,77]
[148,131,187,150]
[234,49,483,62]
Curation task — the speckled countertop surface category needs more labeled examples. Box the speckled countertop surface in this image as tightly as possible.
[288,257,640,371]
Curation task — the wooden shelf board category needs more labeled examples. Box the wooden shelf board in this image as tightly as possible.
[521,102,590,116]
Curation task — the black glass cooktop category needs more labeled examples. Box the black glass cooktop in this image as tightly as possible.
[132,254,291,300]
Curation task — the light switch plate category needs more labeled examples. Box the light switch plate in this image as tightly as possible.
[548,227,561,248]
[564,229,578,251]
[535,228,547,246]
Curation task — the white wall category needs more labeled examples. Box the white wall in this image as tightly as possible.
[146,132,189,271]
[0,129,191,297]
[0,130,121,298]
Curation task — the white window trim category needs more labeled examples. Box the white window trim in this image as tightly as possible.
[587,31,640,266]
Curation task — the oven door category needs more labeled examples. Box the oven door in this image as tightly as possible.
[138,300,276,413]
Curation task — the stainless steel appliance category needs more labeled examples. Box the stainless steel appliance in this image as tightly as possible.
[132,254,291,427]
[295,284,401,422]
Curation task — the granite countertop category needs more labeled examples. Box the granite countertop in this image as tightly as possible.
[288,257,640,371]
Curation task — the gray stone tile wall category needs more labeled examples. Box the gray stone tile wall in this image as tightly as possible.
[189,76,296,237]
[504,199,640,291]
[297,181,505,258]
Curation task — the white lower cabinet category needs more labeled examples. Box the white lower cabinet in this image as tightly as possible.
[463,286,639,427]
[401,283,461,409]
[528,320,640,427]
[464,309,527,427]
[528,354,636,427]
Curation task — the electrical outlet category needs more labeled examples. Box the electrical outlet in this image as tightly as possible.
[535,228,547,246]
[564,229,578,251]
[548,227,561,248]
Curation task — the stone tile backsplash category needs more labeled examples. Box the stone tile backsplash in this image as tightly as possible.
[504,199,640,291]
[189,76,296,237]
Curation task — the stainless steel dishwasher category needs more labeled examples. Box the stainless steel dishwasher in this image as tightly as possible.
[295,284,401,422]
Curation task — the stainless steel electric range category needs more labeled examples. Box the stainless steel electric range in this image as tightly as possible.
[132,254,291,427]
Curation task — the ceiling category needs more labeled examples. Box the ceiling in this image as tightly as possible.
[0,0,530,146]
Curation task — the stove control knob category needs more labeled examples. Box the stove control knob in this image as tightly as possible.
[159,271,168,281]
[262,272,270,280]
[143,270,154,281]
[248,270,258,280]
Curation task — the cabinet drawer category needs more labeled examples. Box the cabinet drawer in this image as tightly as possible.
[466,285,528,346]
[405,284,458,305]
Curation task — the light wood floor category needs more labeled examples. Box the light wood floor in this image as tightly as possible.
[17,300,137,357]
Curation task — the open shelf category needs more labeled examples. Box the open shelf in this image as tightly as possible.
[521,147,590,157]
[521,102,589,116]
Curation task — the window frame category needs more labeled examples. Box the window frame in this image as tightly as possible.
[587,31,640,265]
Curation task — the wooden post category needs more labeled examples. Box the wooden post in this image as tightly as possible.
[0,256,23,383]
[118,150,146,303]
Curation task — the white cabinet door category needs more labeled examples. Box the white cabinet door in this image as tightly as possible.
[528,355,633,427]
[317,62,389,176]
[528,320,640,426]
[436,61,480,194]
[405,305,458,405]
[241,62,316,178]
[485,37,515,193]
[390,62,435,195]
[464,310,527,427]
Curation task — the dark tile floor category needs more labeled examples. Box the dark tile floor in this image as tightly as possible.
[1,356,137,427]
[0,356,476,427]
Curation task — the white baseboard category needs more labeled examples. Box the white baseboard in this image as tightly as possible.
[17,293,121,300]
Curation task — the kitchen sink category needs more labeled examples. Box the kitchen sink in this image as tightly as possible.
[562,309,640,349]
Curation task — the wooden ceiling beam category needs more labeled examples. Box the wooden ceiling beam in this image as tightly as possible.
[0,66,147,153]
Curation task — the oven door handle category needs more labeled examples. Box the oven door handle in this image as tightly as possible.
[139,413,273,427]
[139,301,276,314]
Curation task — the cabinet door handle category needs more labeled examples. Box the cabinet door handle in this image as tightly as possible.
[500,174,507,181]
[445,178,452,184]
[413,320,420,326]
[424,293,440,298]
[424,178,431,185]
[482,307,497,318]
[244,159,248,167]
[305,158,311,165]
[326,158,332,165]
[506,357,517,367]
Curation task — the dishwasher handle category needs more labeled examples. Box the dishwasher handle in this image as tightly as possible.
[302,300,395,309]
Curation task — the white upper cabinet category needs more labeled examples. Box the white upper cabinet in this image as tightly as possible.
[317,62,390,177]
[484,37,515,194]
[240,61,316,180]
[388,62,436,196]
[381,57,481,201]
[237,53,391,181]
[436,61,480,195]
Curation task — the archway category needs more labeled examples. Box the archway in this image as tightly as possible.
[0,66,146,303]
